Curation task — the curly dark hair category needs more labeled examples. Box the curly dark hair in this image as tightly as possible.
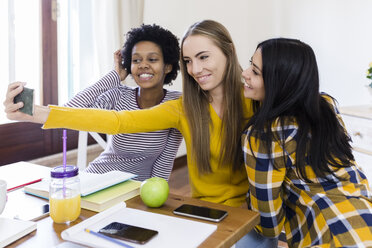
[121,24,180,85]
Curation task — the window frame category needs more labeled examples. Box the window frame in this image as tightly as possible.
[0,0,79,166]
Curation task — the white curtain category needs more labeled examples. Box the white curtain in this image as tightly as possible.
[91,0,144,78]
[58,0,144,104]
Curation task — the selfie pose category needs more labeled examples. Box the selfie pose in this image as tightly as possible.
[5,20,279,247]
[241,38,372,247]
[5,20,251,207]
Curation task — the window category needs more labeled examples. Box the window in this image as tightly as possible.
[0,0,41,124]
[57,0,100,104]
[0,0,79,166]
[0,0,142,166]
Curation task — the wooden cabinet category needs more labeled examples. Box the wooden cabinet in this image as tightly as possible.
[340,105,372,185]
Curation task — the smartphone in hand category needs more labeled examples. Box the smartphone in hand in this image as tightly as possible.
[173,204,228,222]
[13,87,34,115]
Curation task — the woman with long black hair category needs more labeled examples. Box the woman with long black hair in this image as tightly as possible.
[241,38,372,247]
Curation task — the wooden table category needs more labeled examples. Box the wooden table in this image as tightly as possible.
[7,193,259,248]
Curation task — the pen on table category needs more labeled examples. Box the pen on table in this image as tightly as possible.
[84,228,134,248]
[7,178,42,192]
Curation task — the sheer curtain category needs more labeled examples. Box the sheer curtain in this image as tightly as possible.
[0,0,41,124]
[58,0,144,104]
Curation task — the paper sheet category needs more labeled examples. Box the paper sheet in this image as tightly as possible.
[62,202,217,248]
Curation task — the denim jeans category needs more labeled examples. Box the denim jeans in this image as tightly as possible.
[235,229,278,248]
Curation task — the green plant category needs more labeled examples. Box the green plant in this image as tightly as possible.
[367,62,372,88]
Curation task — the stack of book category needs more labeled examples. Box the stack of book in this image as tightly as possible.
[24,170,142,212]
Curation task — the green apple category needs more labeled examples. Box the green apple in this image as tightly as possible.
[140,177,169,208]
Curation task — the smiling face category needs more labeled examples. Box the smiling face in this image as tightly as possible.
[130,41,172,90]
[182,35,227,96]
[242,48,265,101]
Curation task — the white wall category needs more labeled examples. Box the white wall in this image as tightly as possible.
[277,0,372,106]
[143,0,372,106]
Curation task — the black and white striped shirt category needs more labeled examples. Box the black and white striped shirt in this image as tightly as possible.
[65,71,183,181]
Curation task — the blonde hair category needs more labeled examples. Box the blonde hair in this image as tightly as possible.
[180,20,244,173]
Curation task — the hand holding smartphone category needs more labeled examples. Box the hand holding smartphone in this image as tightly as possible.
[13,87,34,116]
[173,204,228,222]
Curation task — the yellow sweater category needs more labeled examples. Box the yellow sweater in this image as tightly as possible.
[44,96,253,207]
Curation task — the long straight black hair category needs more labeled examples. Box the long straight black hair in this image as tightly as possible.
[246,38,354,182]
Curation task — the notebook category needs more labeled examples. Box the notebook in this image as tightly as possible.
[61,202,217,248]
[1,189,49,221]
[0,217,37,247]
[24,170,136,197]
[25,178,141,212]
[81,180,141,212]
[0,161,50,192]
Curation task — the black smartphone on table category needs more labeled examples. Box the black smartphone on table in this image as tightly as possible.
[173,204,228,222]
[98,222,158,244]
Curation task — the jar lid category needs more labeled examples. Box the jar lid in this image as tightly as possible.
[51,165,79,178]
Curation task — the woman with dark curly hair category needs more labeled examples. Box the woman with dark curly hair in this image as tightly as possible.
[63,24,183,181]
[121,24,180,86]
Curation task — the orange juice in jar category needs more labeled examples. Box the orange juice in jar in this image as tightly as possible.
[49,165,81,224]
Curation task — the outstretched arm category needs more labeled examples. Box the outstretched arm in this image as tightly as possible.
[4,50,127,124]
[3,82,50,124]
[5,81,182,135]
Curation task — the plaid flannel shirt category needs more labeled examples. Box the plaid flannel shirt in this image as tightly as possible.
[242,99,372,248]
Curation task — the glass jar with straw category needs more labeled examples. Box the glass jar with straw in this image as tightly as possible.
[49,130,81,224]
